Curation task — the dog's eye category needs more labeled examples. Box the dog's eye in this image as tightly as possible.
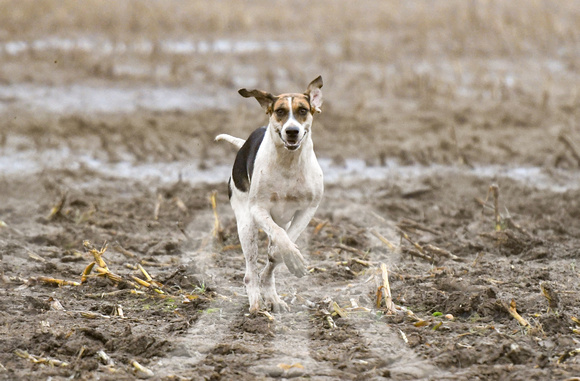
[298,107,309,116]
[275,109,287,117]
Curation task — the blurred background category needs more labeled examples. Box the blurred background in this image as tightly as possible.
[0,0,579,172]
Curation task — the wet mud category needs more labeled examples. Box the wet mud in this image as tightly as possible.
[1,1,580,380]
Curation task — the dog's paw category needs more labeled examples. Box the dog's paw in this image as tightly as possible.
[262,283,290,313]
[272,234,308,277]
[281,246,307,278]
[249,301,261,314]
[265,295,289,313]
[246,284,262,313]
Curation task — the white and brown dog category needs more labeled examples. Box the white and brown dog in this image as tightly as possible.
[215,76,324,313]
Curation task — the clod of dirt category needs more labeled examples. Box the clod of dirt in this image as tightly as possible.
[234,314,275,335]
[147,239,181,256]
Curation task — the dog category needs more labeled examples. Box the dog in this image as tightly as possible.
[215,76,324,313]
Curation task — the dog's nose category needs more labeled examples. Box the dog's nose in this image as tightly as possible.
[285,127,300,140]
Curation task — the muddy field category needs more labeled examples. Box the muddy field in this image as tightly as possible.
[1,1,580,380]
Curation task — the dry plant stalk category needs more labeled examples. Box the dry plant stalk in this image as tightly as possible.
[331,244,366,256]
[397,219,440,236]
[95,266,124,284]
[313,219,328,235]
[398,329,409,344]
[540,282,559,310]
[423,244,463,262]
[27,251,46,263]
[154,193,163,220]
[74,240,198,304]
[35,276,81,287]
[558,133,580,166]
[85,289,143,298]
[112,243,137,258]
[326,315,336,329]
[210,190,223,239]
[278,363,304,370]
[397,229,434,262]
[77,346,87,360]
[502,299,530,328]
[131,274,164,293]
[380,263,396,314]
[483,184,501,231]
[332,301,348,318]
[137,264,153,281]
[15,349,69,367]
[131,276,152,288]
[81,262,96,283]
[84,240,109,270]
[505,218,533,238]
[259,310,274,321]
[48,193,67,220]
[81,241,139,288]
[113,305,125,318]
[172,196,188,213]
[398,229,426,254]
[80,311,111,319]
[221,244,241,252]
[49,297,65,311]
[449,124,466,165]
[132,360,154,378]
[370,229,396,251]
[557,348,580,364]
[97,350,114,366]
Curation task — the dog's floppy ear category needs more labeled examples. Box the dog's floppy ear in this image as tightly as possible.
[306,76,323,113]
[238,89,276,113]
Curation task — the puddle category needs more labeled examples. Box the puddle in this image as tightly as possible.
[0,36,575,115]
[319,158,580,193]
[0,37,315,57]
[0,84,226,114]
[1,144,578,193]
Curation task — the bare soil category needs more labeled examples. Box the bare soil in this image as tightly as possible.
[1,1,580,380]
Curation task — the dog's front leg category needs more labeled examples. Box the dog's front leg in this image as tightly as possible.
[260,244,289,313]
[236,214,261,313]
[250,205,307,278]
[286,207,319,243]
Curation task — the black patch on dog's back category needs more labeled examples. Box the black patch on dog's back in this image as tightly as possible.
[231,127,266,196]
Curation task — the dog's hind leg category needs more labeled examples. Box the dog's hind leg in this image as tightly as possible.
[236,214,261,313]
[260,243,289,313]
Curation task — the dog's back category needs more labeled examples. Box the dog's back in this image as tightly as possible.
[230,127,266,196]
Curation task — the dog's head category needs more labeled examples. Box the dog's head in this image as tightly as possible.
[239,76,323,151]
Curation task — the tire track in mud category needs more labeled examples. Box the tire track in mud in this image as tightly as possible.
[301,267,439,381]
[158,294,439,380]
[153,205,441,380]
[153,209,281,379]
[306,309,429,380]
[154,266,439,378]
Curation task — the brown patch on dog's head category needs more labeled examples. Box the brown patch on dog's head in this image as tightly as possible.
[238,76,323,115]
[271,94,311,124]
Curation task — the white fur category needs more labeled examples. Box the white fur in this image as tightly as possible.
[219,95,323,313]
[215,134,245,149]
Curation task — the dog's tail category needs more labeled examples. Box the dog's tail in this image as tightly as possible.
[215,134,245,149]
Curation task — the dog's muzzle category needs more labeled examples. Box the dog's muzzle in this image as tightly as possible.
[280,127,305,151]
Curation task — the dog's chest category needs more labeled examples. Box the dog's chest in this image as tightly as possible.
[258,163,322,225]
